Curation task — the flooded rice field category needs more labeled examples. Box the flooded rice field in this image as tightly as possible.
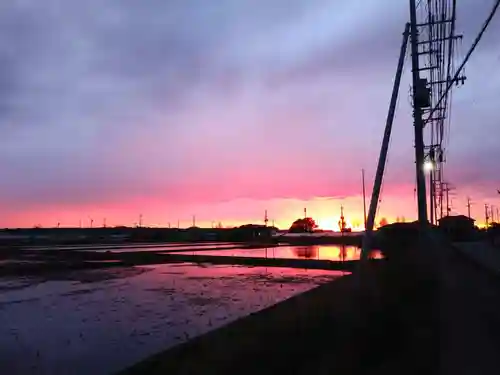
[27,242,239,252]
[171,245,364,261]
[0,260,343,375]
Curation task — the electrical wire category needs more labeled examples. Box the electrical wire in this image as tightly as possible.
[424,0,500,124]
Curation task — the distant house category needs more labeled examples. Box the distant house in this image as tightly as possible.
[229,224,275,241]
[438,215,476,242]
[374,221,421,255]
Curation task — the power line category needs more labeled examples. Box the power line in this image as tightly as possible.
[424,0,500,124]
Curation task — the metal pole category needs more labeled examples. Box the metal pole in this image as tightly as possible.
[362,169,367,230]
[445,185,450,215]
[485,204,489,227]
[440,185,444,220]
[409,0,428,226]
[361,23,410,261]
[429,170,434,225]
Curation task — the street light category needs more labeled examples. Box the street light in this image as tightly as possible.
[423,160,434,172]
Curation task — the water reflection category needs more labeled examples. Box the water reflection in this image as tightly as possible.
[0,263,341,375]
[173,245,381,261]
[289,245,360,261]
[293,247,317,259]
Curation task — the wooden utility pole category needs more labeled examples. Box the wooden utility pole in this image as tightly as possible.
[466,197,472,218]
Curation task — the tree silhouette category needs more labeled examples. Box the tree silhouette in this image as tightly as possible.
[289,217,318,233]
[378,217,389,227]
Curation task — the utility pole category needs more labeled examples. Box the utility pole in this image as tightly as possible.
[138,214,143,228]
[192,215,196,227]
[441,182,454,216]
[339,205,346,233]
[409,0,428,226]
[103,218,107,228]
[264,210,269,226]
[429,168,434,225]
[485,204,490,227]
[439,182,444,220]
[445,185,450,215]
[362,169,367,230]
[304,207,307,218]
[417,0,461,227]
[466,197,472,218]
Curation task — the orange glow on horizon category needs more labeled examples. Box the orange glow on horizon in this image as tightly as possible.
[8,190,497,229]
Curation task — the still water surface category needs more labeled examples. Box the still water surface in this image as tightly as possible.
[172,245,365,261]
[0,262,342,375]
[28,242,238,252]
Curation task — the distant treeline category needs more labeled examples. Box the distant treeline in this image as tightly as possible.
[0,225,279,246]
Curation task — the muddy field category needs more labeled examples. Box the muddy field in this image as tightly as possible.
[0,262,343,375]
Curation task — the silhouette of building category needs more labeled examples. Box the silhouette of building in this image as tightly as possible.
[438,215,476,241]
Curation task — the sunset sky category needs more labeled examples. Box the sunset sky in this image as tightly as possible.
[1,0,499,230]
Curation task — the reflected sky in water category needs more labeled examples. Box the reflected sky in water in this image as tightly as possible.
[172,245,382,261]
[0,263,342,375]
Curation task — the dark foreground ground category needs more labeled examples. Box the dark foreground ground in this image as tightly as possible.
[119,232,500,375]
